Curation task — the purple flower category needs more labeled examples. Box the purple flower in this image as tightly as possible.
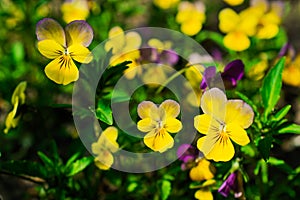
[218,171,243,198]
[177,144,201,170]
[200,60,244,90]
[139,47,178,66]
[278,42,295,59]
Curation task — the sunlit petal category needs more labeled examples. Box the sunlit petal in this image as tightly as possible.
[100,126,119,153]
[160,99,180,118]
[105,26,125,53]
[225,100,254,128]
[44,56,79,85]
[226,123,250,146]
[165,118,182,133]
[123,31,142,50]
[11,81,27,105]
[137,101,157,119]
[197,133,220,157]
[137,118,157,132]
[38,40,64,59]
[144,129,174,152]
[201,88,227,122]
[189,159,214,181]
[219,8,240,33]
[36,18,66,47]
[65,20,93,47]
[194,114,219,134]
[224,31,250,51]
[68,44,93,63]
[205,136,235,162]
[181,20,202,36]
[94,152,113,170]
[195,189,213,200]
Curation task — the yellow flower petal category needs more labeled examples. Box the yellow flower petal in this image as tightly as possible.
[194,114,219,135]
[94,152,114,170]
[225,100,254,128]
[68,44,93,63]
[4,100,20,134]
[65,20,93,47]
[195,189,213,200]
[256,23,279,39]
[36,18,66,47]
[160,100,180,118]
[11,81,27,105]
[223,0,244,6]
[144,129,174,152]
[165,118,182,133]
[223,31,250,51]
[197,133,220,157]
[105,26,125,54]
[205,134,235,162]
[226,123,250,146]
[38,39,64,59]
[100,126,119,153]
[137,101,157,119]
[137,118,157,132]
[200,88,227,122]
[44,56,79,85]
[181,20,202,36]
[123,32,142,51]
[189,159,214,181]
[219,8,240,33]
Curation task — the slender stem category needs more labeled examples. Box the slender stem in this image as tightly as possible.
[0,170,46,185]
[155,68,188,94]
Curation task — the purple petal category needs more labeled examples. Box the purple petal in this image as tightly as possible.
[159,50,179,65]
[221,60,244,87]
[278,43,291,57]
[211,49,223,61]
[200,66,216,89]
[218,172,238,197]
[177,144,192,160]
[36,18,66,46]
[65,20,93,47]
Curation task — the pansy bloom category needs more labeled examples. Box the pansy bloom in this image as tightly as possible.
[61,0,90,23]
[137,100,182,153]
[4,81,27,134]
[218,171,244,198]
[194,179,216,200]
[201,60,244,90]
[194,88,254,162]
[91,126,119,170]
[176,1,206,36]
[36,18,93,85]
[104,26,142,79]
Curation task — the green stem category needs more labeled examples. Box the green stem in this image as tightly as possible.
[155,68,188,94]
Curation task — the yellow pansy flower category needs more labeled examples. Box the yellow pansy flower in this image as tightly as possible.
[137,100,182,153]
[91,126,119,170]
[4,81,27,134]
[153,0,180,10]
[105,26,142,79]
[282,54,300,87]
[61,0,90,23]
[194,179,216,200]
[194,88,254,162]
[223,0,244,6]
[176,1,206,36]
[185,65,204,107]
[218,8,259,51]
[36,18,93,85]
[189,158,215,181]
[247,53,269,80]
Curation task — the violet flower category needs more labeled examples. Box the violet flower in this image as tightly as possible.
[177,144,201,170]
[218,171,243,198]
[201,60,244,89]
[139,47,179,66]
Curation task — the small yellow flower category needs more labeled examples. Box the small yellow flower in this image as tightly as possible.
[153,0,179,10]
[91,126,119,170]
[247,53,269,80]
[105,26,142,79]
[176,1,206,36]
[282,55,300,87]
[61,0,90,23]
[4,81,27,134]
[137,100,182,153]
[194,88,254,162]
[189,158,215,181]
[218,8,259,51]
[185,65,204,107]
[223,0,244,6]
[194,179,216,200]
[36,18,93,85]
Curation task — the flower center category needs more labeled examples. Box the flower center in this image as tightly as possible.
[219,124,229,140]
[64,48,69,55]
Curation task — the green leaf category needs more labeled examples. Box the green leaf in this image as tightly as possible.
[96,99,113,125]
[258,136,273,161]
[38,151,54,168]
[65,152,81,169]
[0,160,47,179]
[65,156,93,176]
[268,157,294,174]
[277,123,300,134]
[261,57,285,120]
[160,180,171,200]
[272,105,291,122]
